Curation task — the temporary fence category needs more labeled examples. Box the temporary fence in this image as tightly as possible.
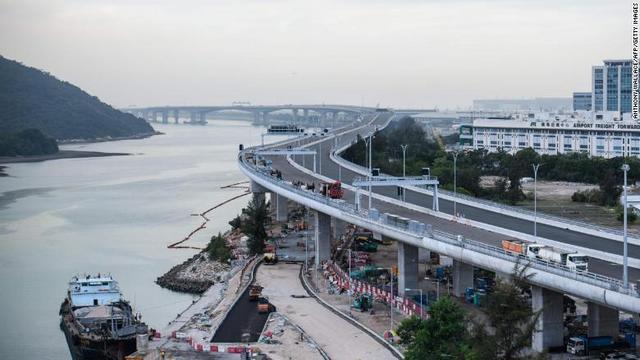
[325,261,425,319]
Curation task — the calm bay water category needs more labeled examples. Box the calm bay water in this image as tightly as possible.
[0,121,276,359]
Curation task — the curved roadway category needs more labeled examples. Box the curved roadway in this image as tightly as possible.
[265,113,640,284]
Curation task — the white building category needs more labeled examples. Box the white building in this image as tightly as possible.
[460,112,640,158]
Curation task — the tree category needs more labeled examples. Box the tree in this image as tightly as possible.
[228,215,242,230]
[599,169,622,207]
[397,315,423,345]
[206,233,231,263]
[470,265,541,360]
[403,297,475,360]
[0,128,59,156]
[241,196,270,255]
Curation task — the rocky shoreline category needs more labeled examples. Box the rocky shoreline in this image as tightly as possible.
[156,252,230,294]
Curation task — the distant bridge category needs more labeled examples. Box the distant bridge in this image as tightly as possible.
[121,104,376,126]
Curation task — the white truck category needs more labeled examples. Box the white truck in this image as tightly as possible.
[502,240,589,271]
[535,246,589,271]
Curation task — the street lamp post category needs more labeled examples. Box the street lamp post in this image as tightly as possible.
[623,164,630,288]
[364,134,374,210]
[401,144,408,202]
[405,288,423,318]
[348,249,352,314]
[533,163,541,238]
[319,141,322,174]
[452,151,459,216]
[377,267,394,334]
[304,208,309,269]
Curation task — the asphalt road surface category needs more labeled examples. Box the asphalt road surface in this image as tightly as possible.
[211,265,274,343]
[263,113,640,283]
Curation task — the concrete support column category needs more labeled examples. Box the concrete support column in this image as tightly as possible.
[332,218,346,239]
[173,109,180,123]
[418,248,431,264]
[250,180,267,205]
[452,260,474,297]
[162,111,168,124]
[190,111,197,124]
[275,194,288,222]
[200,112,207,123]
[292,109,298,123]
[319,112,327,127]
[531,286,564,352]
[587,303,619,337]
[303,109,309,122]
[261,111,268,124]
[314,211,331,269]
[495,272,512,283]
[398,242,419,297]
[148,111,155,122]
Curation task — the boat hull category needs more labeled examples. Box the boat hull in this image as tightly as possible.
[60,301,137,360]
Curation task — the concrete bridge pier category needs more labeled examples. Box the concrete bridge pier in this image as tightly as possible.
[148,111,155,122]
[532,286,564,352]
[162,111,169,124]
[250,180,267,204]
[452,260,474,297]
[587,303,619,337]
[418,248,431,264]
[190,111,197,124]
[200,112,208,123]
[261,111,269,124]
[495,272,512,283]
[275,194,288,222]
[318,111,327,128]
[397,242,419,297]
[332,218,347,239]
[314,211,331,269]
[292,109,299,124]
[303,109,309,123]
[173,109,180,124]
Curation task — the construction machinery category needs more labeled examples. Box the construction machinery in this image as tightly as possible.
[353,293,373,312]
[249,285,263,301]
[321,181,344,199]
[263,252,278,265]
[257,297,274,313]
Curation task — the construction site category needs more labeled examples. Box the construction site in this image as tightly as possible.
[125,171,536,360]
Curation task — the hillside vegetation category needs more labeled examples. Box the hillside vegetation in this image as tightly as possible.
[0,128,58,156]
[0,56,154,141]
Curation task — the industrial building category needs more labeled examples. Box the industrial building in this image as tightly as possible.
[459,112,640,158]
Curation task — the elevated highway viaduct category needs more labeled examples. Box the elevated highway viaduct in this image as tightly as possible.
[241,111,640,353]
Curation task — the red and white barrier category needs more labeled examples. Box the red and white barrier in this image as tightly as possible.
[326,262,425,318]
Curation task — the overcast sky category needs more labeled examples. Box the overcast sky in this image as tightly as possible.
[0,0,631,109]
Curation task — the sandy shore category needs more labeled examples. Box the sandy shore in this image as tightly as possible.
[0,150,129,165]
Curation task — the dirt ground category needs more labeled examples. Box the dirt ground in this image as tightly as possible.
[255,312,325,360]
[520,180,598,199]
[481,177,640,234]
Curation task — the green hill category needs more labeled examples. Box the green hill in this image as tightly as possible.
[0,56,155,141]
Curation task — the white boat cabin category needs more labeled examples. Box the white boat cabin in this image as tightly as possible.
[68,275,121,307]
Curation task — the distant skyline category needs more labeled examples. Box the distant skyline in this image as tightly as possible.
[0,0,631,110]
